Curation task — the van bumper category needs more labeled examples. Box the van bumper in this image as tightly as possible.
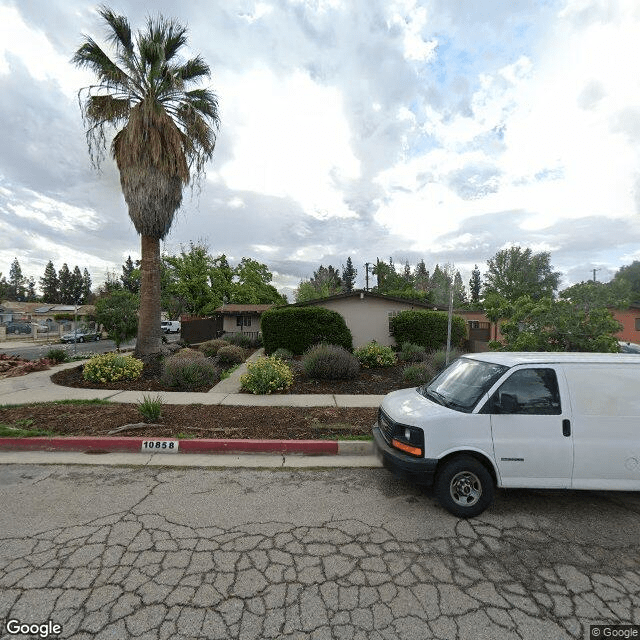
[373,425,438,486]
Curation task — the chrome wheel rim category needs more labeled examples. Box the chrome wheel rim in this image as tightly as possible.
[450,471,482,507]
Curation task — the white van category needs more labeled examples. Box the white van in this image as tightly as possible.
[374,352,640,518]
[161,320,181,334]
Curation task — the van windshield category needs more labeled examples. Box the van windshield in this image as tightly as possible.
[420,357,508,413]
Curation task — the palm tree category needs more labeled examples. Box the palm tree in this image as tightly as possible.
[73,6,220,357]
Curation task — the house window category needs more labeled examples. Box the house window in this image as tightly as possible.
[236,316,252,327]
[388,311,401,333]
[635,318,640,331]
[468,320,480,329]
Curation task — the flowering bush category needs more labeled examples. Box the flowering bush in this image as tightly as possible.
[240,356,293,394]
[302,343,360,380]
[83,353,144,382]
[353,342,397,368]
[161,352,219,390]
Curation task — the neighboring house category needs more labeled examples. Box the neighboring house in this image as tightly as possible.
[214,304,275,340]
[294,291,454,348]
[0,301,96,339]
[611,305,640,344]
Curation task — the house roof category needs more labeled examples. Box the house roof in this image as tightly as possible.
[290,290,449,310]
[0,301,95,314]
[215,304,275,315]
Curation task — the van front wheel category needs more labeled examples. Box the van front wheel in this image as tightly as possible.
[435,456,494,518]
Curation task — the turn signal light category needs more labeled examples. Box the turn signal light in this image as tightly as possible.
[391,439,422,457]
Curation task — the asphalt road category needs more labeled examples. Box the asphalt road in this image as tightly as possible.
[0,335,180,360]
[0,465,638,639]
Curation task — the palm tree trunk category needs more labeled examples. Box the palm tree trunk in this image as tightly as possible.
[135,235,162,357]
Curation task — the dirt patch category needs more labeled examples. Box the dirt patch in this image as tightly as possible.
[0,403,377,440]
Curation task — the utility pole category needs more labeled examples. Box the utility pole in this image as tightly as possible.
[364,263,371,291]
[592,268,601,282]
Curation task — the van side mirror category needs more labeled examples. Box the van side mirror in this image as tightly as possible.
[498,392,518,413]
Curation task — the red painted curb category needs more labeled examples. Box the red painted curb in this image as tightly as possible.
[0,437,339,455]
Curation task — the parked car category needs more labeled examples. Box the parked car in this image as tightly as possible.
[618,341,640,353]
[60,328,101,343]
[5,322,32,334]
[374,352,640,518]
[161,320,181,334]
[32,323,49,333]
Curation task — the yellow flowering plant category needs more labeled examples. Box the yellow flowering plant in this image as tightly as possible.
[83,353,144,383]
[240,356,293,394]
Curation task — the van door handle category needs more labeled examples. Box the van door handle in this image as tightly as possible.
[562,419,571,437]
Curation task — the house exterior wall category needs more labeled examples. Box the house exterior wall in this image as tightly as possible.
[222,313,262,336]
[611,308,640,343]
[310,296,434,348]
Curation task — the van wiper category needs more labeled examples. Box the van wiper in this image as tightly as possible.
[426,389,448,407]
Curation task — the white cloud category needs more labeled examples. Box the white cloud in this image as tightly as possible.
[218,67,360,218]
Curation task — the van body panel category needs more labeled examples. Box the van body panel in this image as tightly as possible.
[375,353,640,511]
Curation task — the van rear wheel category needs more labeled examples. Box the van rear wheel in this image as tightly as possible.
[435,456,494,518]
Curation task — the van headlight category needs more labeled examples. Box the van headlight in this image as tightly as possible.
[391,425,424,457]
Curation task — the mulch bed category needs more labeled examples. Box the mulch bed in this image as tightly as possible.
[50,359,411,395]
[16,355,413,440]
[0,404,376,440]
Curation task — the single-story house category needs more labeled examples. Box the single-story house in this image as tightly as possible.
[214,304,275,340]
[294,291,456,348]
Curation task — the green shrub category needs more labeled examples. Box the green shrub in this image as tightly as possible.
[240,356,294,394]
[429,347,465,373]
[161,353,219,390]
[391,310,467,351]
[83,353,144,382]
[137,394,163,423]
[261,307,353,355]
[216,345,246,366]
[402,362,436,386]
[272,348,294,361]
[173,348,205,360]
[45,348,69,364]
[225,332,252,348]
[354,342,397,368]
[302,343,360,380]
[199,338,229,357]
[398,341,426,363]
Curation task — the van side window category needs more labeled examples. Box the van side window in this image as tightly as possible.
[486,368,561,415]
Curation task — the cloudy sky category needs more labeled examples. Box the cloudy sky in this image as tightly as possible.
[1,0,640,300]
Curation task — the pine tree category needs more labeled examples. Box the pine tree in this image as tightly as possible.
[452,272,467,307]
[58,263,72,304]
[40,261,59,302]
[82,269,93,303]
[71,266,84,303]
[469,265,482,305]
[121,255,140,293]
[8,258,26,301]
[342,257,357,293]
[402,261,413,286]
[26,278,38,302]
[414,260,430,293]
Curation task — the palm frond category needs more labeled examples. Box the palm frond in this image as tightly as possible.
[72,37,130,88]
[175,56,211,83]
[86,95,131,125]
[98,5,133,54]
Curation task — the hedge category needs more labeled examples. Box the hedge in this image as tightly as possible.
[391,310,467,351]
[261,307,353,355]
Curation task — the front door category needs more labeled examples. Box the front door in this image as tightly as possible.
[482,367,573,488]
